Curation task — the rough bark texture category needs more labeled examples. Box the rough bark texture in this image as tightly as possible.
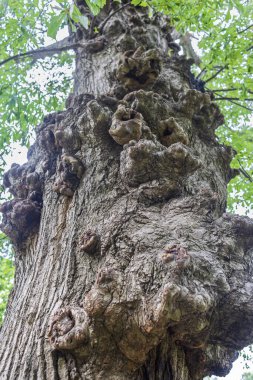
[1,3,253,380]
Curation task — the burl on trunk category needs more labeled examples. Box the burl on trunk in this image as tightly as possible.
[0,3,253,380]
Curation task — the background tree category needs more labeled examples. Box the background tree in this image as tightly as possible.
[0,251,14,324]
[242,372,253,380]
[0,0,253,379]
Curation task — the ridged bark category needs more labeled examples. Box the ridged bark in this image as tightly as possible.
[1,3,253,380]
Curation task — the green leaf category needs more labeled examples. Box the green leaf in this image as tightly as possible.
[69,4,89,28]
[47,12,66,39]
[78,14,89,29]
[85,0,103,16]
[69,3,81,20]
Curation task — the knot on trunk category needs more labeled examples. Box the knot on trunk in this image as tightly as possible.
[79,229,99,253]
[53,154,84,197]
[115,33,137,52]
[177,89,211,117]
[0,198,41,244]
[120,140,201,186]
[193,101,225,144]
[162,244,189,264]
[83,100,112,142]
[193,102,225,132]
[85,268,121,317]
[54,124,81,153]
[48,307,89,351]
[116,47,161,90]
[191,344,239,378]
[109,104,143,145]
[3,163,43,199]
[37,124,57,154]
[84,36,106,54]
[158,117,190,147]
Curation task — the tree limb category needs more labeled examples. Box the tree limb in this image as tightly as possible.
[215,97,253,101]
[196,66,208,79]
[0,37,81,67]
[204,66,227,84]
[238,24,253,34]
[208,88,237,92]
[238,159,253,183]
[98,2,131,33]
[239,168,253,182]
[214,93,253,111]
[179,32,201,67]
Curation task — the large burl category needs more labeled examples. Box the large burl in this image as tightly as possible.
[0,3,253,380]
[116,46,162,90]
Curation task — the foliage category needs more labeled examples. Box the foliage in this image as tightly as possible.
[242,372,253,380]
[0,0,74,174]
[0,254,14,324]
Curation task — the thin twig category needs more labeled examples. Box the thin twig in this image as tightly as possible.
[214,93,253,111]
[239,168,253,182]
[238,24,253,34]
[204,66,227,84]
[238,159,253,182]
[207,88,237,92]
[196,67,207,79]
[215,97,253,101]
[98,2,132,33]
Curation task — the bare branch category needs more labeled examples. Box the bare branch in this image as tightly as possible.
[214,93,253,111]
[239,168,253,182]
[196,67,208,79]
[208,88,237,92]
[238,159,253,183]
[0,37,89,67]
[238,24,253,34]
[98,2,131,33]
[204,66,227,84]
[180,32,201,67]
[215,97,253,101]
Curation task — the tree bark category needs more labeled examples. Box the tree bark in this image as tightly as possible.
[1,3,253,380]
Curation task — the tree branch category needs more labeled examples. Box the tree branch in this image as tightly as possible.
[204,66,227,84]
[98,2,131,33]
[214,93,253,111]
[215,97,253,101]
[180,32,201,67]
[239,168,253,182]
[208,88,237,92]
[238,159,253,183]
[0,37,81,67]
[238,24,253,34]
[196,67,208,79]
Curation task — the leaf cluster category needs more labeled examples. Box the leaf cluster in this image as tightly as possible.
[0,255,14,325]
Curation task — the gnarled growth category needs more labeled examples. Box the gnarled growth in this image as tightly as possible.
[0,3,252,380]
[116,46,161,90]
[48,307,89,351]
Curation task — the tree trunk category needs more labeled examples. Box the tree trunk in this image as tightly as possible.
[1,3,253,380]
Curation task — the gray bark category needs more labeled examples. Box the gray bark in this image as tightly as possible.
[0,3,253,380]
